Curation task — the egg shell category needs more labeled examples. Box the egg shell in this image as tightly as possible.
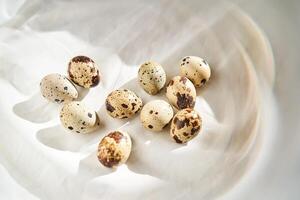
[97,131,132,168]
[166,76,196,110]
[138,61,166,95]
[170,108,202,143]
[60,101,100,134]
[105,89,143,119]
[68,55,100,88]
[179,56,211,87]
[40,73,78,103]
[140,100,174,132]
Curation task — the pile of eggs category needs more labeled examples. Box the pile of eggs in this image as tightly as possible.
[40,56,101,134]
[40,55,211,168]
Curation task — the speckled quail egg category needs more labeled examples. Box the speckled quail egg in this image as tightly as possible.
[97,130,132,168]
[166,76,196,110]
[40,73,78,103]
[179,56,211,87]
[68,55,100,88]
[140,100,174,132]
[105,89,143,119]
[170,108,202,143]
[60,101,100,134]
[138,61,166,95]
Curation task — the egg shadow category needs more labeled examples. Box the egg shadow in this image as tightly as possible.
[13,87,90,124]
[126,124,187,179]
[74,85,90,101]
[36,124,103,152]
[13,92,60,123]
[124,100,223,182]
[76,151,114,178]
[61,152,114,199]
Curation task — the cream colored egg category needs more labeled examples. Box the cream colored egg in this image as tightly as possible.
[179,56,211,87]
[170,108,202,143]
[105,89,143,119]
[97,131,132,168]
[68,55,100,88]
[138,61,166,95]
[140,100,174,132]
[40,73,78,103]
[60,101,100,134]
[166,76,196,110]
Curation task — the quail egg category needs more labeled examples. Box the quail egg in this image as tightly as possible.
[97,130,132,168]
[140,100,174,132]
[166,76,196,110]
[179,56,211,87]
[60,101,100,134]
[170,108,202,143]
[105,89,143,119]
[40,73,78,103]
[68,55,100,88]
[138,61,166,95]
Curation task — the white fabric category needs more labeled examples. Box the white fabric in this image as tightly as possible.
[0,0,298,199]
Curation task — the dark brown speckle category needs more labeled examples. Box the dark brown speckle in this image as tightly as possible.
[168,80,174,86]
[191,126,201,135]
[71,55,94,63]
[175,118,190,130]
[176,93,195,109]
[173,135,183,144]
[91,72,100,87]
[131,103,136,110]
[179,76,187,84]
[107,131,124,143]
[106,100,115,112]
[121,104,128,108]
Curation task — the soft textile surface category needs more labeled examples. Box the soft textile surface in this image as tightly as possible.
[0,0,281,199]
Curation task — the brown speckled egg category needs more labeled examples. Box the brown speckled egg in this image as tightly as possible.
[170,108,202,143]
[97,131,132,168]
[166,76,196,110]
[179,56,211,87]
[68,55,100,88]
[40,73,78,103]
[60,101,100,134]
[138,61,166,95]
[105,89,143,119]
[140,100,173,132]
